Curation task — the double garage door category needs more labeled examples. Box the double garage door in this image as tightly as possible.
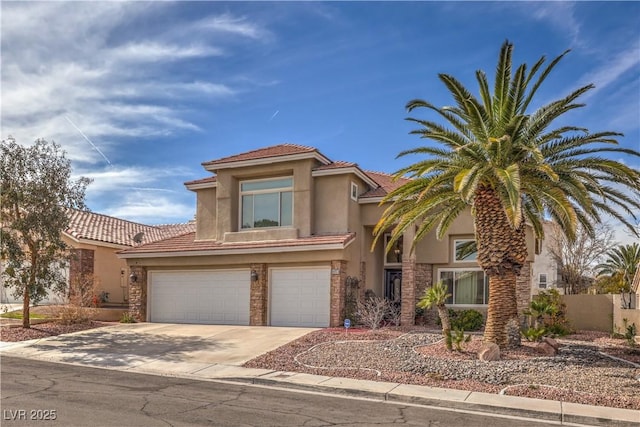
[148,268,330,327]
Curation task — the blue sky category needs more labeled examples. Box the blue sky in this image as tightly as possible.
[2,1,639,243]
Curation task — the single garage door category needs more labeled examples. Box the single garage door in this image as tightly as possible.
[270,268,330,327]
[149,270,250,325]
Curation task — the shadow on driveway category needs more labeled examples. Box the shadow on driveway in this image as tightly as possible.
[29,328,228,368]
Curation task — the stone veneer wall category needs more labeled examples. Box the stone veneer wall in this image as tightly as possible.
[330,260,347,327]
[401,260,433,325]
[69,248,95,290]
[250,263,268,326]
[400,259,416,325]
[414,263,432,306]
[128,266,147,322]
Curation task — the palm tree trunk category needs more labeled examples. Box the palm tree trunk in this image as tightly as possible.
[437,304,452,350]
[483,271,517,347]
[473,186,528,349]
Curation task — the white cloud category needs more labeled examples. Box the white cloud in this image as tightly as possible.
[579,44,640,99]
[109,42,224,62]
[103,193,195,224]
[75,165,191,193]
[192,14,270,40]
[521,3,582,48]
[0,2,266,163]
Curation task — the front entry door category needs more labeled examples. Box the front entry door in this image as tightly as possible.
[384,269,402,302]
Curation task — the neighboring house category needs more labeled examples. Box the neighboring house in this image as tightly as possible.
[119,144,536,327]
[1,209,195,306]
[531,221,561,296]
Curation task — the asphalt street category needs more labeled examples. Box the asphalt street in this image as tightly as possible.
[0,356,561,427]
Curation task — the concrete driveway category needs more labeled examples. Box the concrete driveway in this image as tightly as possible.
[1,323,317,376]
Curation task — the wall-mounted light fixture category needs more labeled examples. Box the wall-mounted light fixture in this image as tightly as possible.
[251,270,259,282]
[129,272,138,283]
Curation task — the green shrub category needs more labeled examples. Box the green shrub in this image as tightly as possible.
[119,312,137,323]
[522,326,547,342]
[523,289,572,337]
[437,309,484,331]
[449,328,472,351]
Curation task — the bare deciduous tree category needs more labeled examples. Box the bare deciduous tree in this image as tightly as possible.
[548,222,616,294]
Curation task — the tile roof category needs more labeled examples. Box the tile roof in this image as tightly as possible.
[361,171,410,198]
[119,232,356,256]
[313,161,357,171]
[202,143,319,167]
[184,176,217,186]
[65,209,195,247]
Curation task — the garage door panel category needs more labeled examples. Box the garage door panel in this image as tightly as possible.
[150,270,250,325]
[270,268,330,327]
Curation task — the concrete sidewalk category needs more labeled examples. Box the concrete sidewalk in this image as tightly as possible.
[1,326,638,427]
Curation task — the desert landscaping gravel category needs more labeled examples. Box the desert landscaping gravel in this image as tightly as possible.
[3,321,639,410]
[245,328,640,410]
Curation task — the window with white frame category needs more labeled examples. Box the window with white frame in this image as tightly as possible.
[538,273,548,289]
[454,239,478,262]
[350,182,359,201]
[439,269,488,305]
[240,177,293,229]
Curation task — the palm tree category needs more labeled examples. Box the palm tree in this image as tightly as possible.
[417,281,452,350]
[596,243,640,293]
[375,40,640,349]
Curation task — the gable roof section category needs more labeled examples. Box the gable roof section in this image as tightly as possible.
[187,143,413,201]
[312,161,379,188]
[118,232,356,258]
[360,170,411,200]
[202,143,331,171]
[65,209,195,248]
[184,175,217,190]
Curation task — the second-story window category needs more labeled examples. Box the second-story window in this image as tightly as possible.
[240,177,293,229]
[454,239,478,262]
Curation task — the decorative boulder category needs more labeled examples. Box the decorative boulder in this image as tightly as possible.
[478,342,501,361]
[542,337,560,350]
[536,341,558,356]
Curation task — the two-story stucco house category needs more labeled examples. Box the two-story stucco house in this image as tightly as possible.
[119,144,535,327]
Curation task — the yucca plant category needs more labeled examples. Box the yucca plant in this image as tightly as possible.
[417,281,452,350]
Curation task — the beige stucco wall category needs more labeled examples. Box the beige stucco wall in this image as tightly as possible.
[314,174,349,234]
[195,187,217,240]
[563,294,614,332]
[64,236,129,304]
[612,294,640,337]
[212,159,316,241]
[125,247,348,269]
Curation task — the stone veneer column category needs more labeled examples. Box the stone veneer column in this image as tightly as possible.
[330,260,347,327]
[401,258,416,325]
[128,266,147,322]
[69,248,95,290]
[414,263,433,305]
[516,262,532,314]
[250,263,268,326]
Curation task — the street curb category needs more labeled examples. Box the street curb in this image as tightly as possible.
[237,374,640,427]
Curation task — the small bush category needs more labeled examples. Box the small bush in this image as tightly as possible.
[55,305,95,325]
[356,297,400,330]
[120,312,137,323]
[449,328,472,351]
[522,326,547,342]
[437,309,484,331]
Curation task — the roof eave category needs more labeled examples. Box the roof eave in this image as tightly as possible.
[312,166,379,189]
[118,240,353,259]
[202,151,331,172]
